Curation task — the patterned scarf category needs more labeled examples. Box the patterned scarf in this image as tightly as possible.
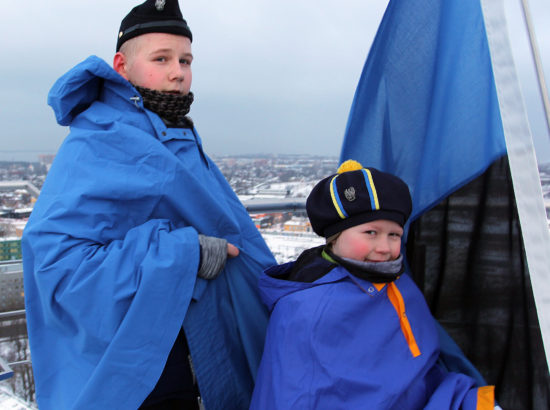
[134,85,194,128]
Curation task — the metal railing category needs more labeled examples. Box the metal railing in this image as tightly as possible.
[0,357,13,382]
[0,310,25,320]
[0,259,23,271]
[243,198,307,213]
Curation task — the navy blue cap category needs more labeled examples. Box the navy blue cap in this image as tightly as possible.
[306,160,412,237]
[117,0,192,51]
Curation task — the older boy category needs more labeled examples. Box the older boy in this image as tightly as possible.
[250,160,496,409]
[22,1,275,409]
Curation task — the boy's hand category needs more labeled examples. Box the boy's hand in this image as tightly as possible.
[227,243,239,258]
[197,234,238,279]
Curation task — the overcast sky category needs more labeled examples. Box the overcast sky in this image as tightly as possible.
[1,0,549,163]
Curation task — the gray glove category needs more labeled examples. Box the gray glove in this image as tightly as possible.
[197,234,228,280]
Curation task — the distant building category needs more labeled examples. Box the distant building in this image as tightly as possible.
[0,181,40,199]
[0,259,24,311]
[0,239,22,261]
[283,218,312,233]
[0,209,32,219]
[0,218,27,238]
[38,154,55,166]
[253,215,274,229]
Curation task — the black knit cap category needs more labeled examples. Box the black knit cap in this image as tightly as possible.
[306,160,412,238]
[117,0,192,51]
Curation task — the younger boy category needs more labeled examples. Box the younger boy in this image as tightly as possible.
[250,160,496,409]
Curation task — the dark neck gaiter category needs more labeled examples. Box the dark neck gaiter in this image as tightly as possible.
[134,85,194,128]
[323,247,404,283]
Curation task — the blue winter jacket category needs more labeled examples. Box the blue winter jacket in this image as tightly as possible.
[22,55,276,410]
[250,255,495,409]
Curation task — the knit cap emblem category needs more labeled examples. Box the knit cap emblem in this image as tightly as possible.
[340,160,362,203]
[344,187,356,202]
[330,160,379,219]
[155,0,165,10]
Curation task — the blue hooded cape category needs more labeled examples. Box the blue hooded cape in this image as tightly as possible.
[22,56,276,410]
[250,258,495,409]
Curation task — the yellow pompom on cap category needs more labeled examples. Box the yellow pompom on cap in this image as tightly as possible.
[337,159,363,174]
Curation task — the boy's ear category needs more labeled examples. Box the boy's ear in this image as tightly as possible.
[113,52,129,80]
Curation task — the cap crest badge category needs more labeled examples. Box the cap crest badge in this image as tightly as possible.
[155,0,166,11]
[344,187,356,202]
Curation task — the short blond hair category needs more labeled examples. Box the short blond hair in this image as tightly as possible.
[118,36,141,63]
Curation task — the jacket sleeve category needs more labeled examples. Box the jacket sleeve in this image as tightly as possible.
[424,370,495,410]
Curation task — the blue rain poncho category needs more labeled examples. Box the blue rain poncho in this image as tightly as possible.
[22,56,276,410]
[250,253,495,409]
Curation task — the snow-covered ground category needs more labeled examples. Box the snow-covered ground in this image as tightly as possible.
[261,231,324,263]
[0,385,35,410]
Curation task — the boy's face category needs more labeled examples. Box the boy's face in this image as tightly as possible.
[331,220,403,262]
[115,32,193,95]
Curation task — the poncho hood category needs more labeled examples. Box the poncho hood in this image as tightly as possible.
[48,55,134,126]
[259,262,348,312]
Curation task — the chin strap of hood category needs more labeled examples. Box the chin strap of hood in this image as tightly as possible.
[134,85,194,128]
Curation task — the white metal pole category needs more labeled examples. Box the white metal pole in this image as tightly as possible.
[520,0,550,138]
[482,0,550,372]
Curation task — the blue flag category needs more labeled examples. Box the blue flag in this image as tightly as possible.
[340,0,507,225]
[340,0,513,391]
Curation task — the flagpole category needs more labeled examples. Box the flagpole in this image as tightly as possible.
[520,0,550,138]
[483,0,550,371]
